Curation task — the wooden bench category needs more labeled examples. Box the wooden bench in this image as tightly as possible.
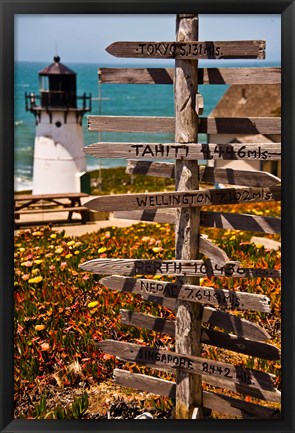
[14,192,90,225]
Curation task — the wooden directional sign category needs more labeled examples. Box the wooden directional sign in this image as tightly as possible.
[100,275,271,312]
[81,259,281,279]
[126,161,281,187]
[84,142,281,161]
[120,309,280,360]
[113,209,281,234]
[97,340,276,392]
[201,306,271,341]
[88,115,281,135]
[99,66,281,85]
[106,41,265,60]
[136,297,270,342]
[84,186,281,212]
[201,211,281,234]
[113,369,280,417]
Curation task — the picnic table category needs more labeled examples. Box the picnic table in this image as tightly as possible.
[14,192,90,225]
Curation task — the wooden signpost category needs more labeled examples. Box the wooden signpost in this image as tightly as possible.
[88,115,281,135]
[114,209,281,234]
[80,13,281,419]
[126,160,281,186]
[83,185,281,212]
[81,259,281,278]
[113,370,280,417]
[96,275,272,312]
[84,142,281,161]
[97,340,276,391]
[106,40,265,59]
[119,309,280,360]
[99,66,281,85]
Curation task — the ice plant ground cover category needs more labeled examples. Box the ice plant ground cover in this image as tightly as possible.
[14,200,281,419]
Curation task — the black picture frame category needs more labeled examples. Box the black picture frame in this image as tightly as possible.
[1,1,294,432]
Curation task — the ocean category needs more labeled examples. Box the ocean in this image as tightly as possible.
[14,60,279,191]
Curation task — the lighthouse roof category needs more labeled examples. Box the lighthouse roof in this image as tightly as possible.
[39,56,76,75]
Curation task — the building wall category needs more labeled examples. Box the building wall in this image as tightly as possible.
[32,111,86,194]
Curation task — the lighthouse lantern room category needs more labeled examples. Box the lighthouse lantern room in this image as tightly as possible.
[25,56,91,194]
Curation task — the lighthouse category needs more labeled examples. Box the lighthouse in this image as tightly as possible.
[25,56,91,194]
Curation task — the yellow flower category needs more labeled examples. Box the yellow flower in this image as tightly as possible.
[35,324,45,331]
[74,250,80,255]
[28,276,43,284]
[256,244,264,249]
[31,269,40,275]
[88,301,99,309]
[33,231,42,236]
[34,259,43,265]
[98,247,107,254]
[67,241,75,246]
[65,253,73,259]
[152,247,163,253]
[50,234,57,239]
[55,247,63,254]
[21,261,33,267]
[229,235,236,241]
[19,248,25,252]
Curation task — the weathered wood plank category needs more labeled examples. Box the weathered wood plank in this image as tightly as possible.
[113,370,280,416]
[106,40,265,60]
[88,116,281,135]
[84,186,281,212]
[200,211,281,233]
[84,259,280,279]
[174,14,202,419]
[119,310,280,360]
[201,328,280,360]
[114,209,175,224]
[126,160,176,178]
[82,259,281,278]
[120,309,175,336]
[126,161,281,187]
[199,235,230,264]
[202,307,271,342]
[99,67,281,85]
[84,142,281,161]
[202,390,280,419]
[203,374,281,403]
[138,296,270,341]
[113,209,281,234]
[251,236,281,251]
[99,275,271,311]
[113,368,176,397]
[97,340,276,392]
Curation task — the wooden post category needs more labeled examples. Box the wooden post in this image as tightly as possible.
[174,14,203,419]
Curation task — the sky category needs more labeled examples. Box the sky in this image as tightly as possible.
[14,14,281,64]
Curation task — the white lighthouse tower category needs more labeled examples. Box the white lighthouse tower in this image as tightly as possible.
[25,56,91,194]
